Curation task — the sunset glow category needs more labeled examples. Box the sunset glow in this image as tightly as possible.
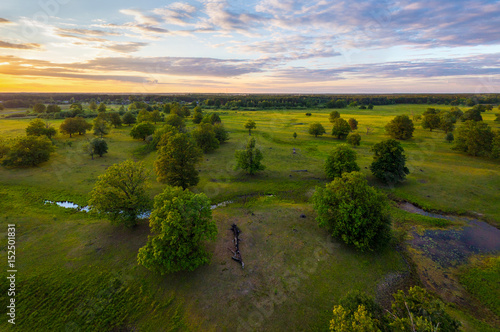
[1,0,499,93]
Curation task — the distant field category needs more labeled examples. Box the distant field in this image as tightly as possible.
[0,104,499,330]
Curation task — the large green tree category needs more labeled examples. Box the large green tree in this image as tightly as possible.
[421,113,441,131]
[154,133,202,188]
[370,139,409,185]
[1,136,54,167]
[325,144,360,179]
[164,114,185,130]
[137,109,152,123]
[150,124,178,150]
[89,101,97,111]
[331,118,351,139]
[59,117,92,137]
[97,103,106,113]
[122,111,136,126]
[313,171,391,251]
[109,112,122,128]
[137,186,217,274]
[461,109,483,122]
[308,122,326,137]
[88,160,150,227]
[46,104,61,113]
[234,137,265,175]
[26,119,57,138]
[329,111,340,123]
[151,110,162,124]
[130,122,155,141]
[33,103,46,113]
[454,120,494,157]
[93,117,110,138]
[192,123,220,153]
[385,115,414,140]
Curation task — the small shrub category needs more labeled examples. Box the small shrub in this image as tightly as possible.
[346,132,361,146]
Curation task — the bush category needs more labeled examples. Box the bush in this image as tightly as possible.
[1,135,54,167]
[370,139,409,185]
[83,138,108,159]
[445,132,454,143]
[346,132,361,146]
[330,287,460,332]
[313,171,391,251]
[325,144,360,179]
[385,115,414,140]
[390,286,461,332]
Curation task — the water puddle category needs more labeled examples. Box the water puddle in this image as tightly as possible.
[400,202,500,267]
[44,200,90,212]
[44,199,234,216]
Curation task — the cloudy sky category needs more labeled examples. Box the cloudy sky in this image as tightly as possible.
[0,0,499,93]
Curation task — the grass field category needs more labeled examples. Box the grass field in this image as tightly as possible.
[0,104,499,330]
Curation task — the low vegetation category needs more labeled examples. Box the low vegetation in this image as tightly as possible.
[0,98,499,331]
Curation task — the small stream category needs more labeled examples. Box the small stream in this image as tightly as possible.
[399,202,500,267]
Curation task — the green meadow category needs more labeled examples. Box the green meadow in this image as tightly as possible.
[0,104,499,331]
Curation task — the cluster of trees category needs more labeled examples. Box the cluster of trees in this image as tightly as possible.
[454,121,500,158]
[420,107,463,133]
[307,111,362,146]
[330,287,460,331]
[87,160,218,274]
[315,139,409,251]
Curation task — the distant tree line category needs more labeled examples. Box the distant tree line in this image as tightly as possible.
[2,93,500,110]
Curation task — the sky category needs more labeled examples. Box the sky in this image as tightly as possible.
[0,0,499,93]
